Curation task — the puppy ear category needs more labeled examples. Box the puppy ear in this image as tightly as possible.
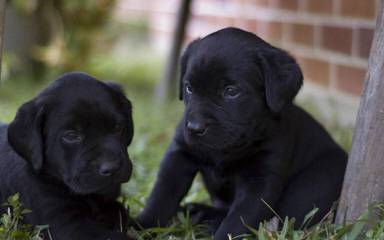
[8,100,45,172]
[258,48,303,113]
[105,81,126,95]
[105,81,134,145]
[179,39,200,100]
[125,112,134,146]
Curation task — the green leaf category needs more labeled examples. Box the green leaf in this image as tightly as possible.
[279,217,289,239]
[300,208,319,229]
[348,216,369,240]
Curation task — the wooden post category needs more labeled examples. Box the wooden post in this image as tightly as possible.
[155,0,192,101]
[0,0,6,81]
[336,0,384,224]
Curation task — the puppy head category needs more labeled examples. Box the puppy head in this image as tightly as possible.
[8,72,133,198]
[179,27,302,150]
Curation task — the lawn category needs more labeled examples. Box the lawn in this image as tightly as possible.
[0,54,382,240]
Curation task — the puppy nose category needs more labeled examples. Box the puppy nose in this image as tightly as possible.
[187,121,207,135]
[98,161,119,177]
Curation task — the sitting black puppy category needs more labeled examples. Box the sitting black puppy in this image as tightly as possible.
[137,28,348,239]
[0,72,134,240]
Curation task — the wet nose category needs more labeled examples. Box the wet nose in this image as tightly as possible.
[187,120,207,135]
[98,161,120,177]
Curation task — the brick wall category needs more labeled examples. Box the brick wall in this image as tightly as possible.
[116,0,379,124]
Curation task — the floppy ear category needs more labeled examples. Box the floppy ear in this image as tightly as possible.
[179,39,200,100]
[257,48,303,113]
[122,100,134,146]
[125,112,134,146]
[8,100,45,172]
[105,81,134,145]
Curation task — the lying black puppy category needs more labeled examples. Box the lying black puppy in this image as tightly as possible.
[137,28,348,239]
[0,72,134,240]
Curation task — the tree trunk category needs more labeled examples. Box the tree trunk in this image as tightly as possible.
[0,0,6,81]
[336,0,384,224]
[155,0,192,101]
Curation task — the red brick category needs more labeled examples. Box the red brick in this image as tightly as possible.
[335,65,366,95]
[287,23,314,46]
[357,28,374,59]
[296,56,330,87]
[184,34,196,45]
[256,20,283,41]
[306,0,333,15]
[274,0,299,10]
[198,15,235,26]
[243,0,270,7]
[339,0,376,19]
[320,25,353,54]
[238,19,258,33]
[253,0,270,6]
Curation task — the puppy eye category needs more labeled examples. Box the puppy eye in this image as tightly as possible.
[223,85,241,99]
[185,83,192,94]
[62,130,83,144]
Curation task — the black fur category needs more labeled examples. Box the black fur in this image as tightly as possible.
[137,28,347,239]
[0,72,134,240]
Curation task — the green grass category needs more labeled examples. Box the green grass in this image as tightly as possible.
[4,196,384,240]
[0,194,46,240]
[0,54,378,240]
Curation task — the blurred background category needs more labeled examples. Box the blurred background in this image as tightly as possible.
[0,0,377,214]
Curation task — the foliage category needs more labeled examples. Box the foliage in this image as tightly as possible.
[131,212,211,240]
[0,194,46,240]
[9,0,121,76]
[2,192,384,240]
[124,204,384,240]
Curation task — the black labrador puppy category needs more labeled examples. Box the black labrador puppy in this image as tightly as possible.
[0,72,134,240]
[137,28,348,239]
